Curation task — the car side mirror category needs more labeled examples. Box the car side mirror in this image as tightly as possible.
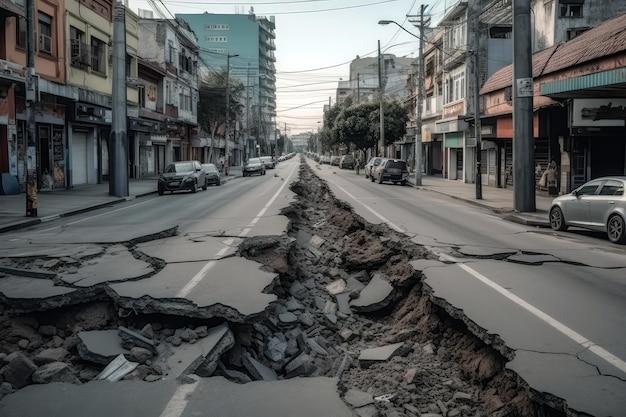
[573,189,581,197]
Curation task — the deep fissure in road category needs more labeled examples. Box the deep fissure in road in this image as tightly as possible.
[0,160,573,416]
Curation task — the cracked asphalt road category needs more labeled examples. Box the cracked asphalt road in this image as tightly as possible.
[313,160,626,417]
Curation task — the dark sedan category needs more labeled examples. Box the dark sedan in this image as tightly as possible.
[201,163,221,186]
[158,161,207,195]
[243,158,266,177]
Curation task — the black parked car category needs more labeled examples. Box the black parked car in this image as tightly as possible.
[201,163,221,186]
[243,158,266,177]
[371,159,409,185]
[158,161,207,195]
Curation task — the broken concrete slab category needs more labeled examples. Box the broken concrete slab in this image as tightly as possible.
[344,388,375,408]
[109,257,278,321]
[77,330,129,365]
[335,292,352,315]
[284,352,315,377]
[0,243,105,260]
[358,343,404,362]
[409,259,447,271]
[31,362,80,384]
[0,353,37,388]
[242,353,277,381]
[96,354,139,382]
[310,235,325,248]
[349,274,395,313]
[136,236,240,263]
[162,323,234,378]
[0,275,76,308]
[33,348,69,365]
[59,245,154,287]
[278,312,298,324]
[119,326,156,353]
[0,376,354,417]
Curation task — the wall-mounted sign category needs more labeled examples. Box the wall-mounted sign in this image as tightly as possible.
[572,99,626,127]
[516,78,533,98]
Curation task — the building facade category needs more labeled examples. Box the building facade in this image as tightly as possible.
[178,11,276,160]
[137,16,199,174]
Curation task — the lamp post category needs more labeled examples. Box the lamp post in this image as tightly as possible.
[225,53,239,174]
[379,17,426,186]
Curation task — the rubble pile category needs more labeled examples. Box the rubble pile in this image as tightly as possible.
[0,160,539,417]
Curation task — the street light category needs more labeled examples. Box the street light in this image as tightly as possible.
[225,53,239,173]
[379,18,424,186]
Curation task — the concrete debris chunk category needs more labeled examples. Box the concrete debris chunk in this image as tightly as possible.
[310,235,325,248]
[0,352,37,388]
[344,388,375,408]
[339,328,355,342]
[285,352,315,377]
[265,336,288,362]
[118,326,156,353]
[279,312,298,324]
[358,343,404,362]
[325,279,347,295]
[355,405,379,417]
[350,273,395,313]
[409,259,447,271]
[242,353,277,381]
[285,298,305,311]
[77,330,129,365]
[404,368,419,384]
[323,300,338,324]
[33,348,69,365]
[179,323,234,377]
[96,354,139,382]
[217,362,252,384]
[335,292,352,315]
[31,362,80,384]
[451,392,473,403]
[289,281,308,299]
[306,338,328,356]
[129,347,153,364]
[38,325,56,336]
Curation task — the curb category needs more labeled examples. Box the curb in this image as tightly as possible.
[504,213,550,228]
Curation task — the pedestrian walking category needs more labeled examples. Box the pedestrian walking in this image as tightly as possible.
[355,156,361,175]
[219,157,225,175]
[546,160,558,196]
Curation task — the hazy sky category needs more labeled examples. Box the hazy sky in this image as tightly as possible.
[129,0,448,133]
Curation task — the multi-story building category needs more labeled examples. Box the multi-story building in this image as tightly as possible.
[336,54,415,105]
[0,0,68,191]
[177,11,276,160]
[137,16,199,171]
[420,28,444,176]
[64,0,139,186]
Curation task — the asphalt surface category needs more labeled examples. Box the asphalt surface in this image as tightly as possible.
[312,160,626,417]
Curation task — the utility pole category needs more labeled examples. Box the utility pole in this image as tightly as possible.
[245,63,251,161]
[24,0,37,215]
[109,0,128,197]
[469,0,482,199]
[225,54,231,171]
[356,72,360,104]
[377,40,385,157]
[513,0,535,212]
[407,5,428,186]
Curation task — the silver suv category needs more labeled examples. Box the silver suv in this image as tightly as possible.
[550,177,626,243]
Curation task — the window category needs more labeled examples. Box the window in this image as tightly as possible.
[560,1,583,18]
[126,54,134,77]
[16,17,27,49]
[70,27,89,68]
[577,181,601,196]
[566,27,590,40]
[599,181,624,196]
[444,68,465,103]
[138,86,146,108]
[90,36,106,74]
[38,12,53,55]
[489,26,512,39]
[167,41,175,64]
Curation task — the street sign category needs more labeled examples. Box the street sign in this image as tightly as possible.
[516,78,533,98]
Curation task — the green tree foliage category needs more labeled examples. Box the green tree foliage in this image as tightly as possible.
[197,69,244,138]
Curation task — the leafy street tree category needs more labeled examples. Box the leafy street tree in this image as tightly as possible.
[197,69,245,140]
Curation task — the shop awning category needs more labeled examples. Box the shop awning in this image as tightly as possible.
[540,68,626,98]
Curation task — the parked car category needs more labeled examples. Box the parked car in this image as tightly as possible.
[330,156,341,166]
[371,159,409,185]
[364,157,383,179]
[243,158,266,177]
[201,163,221,186]
[158,161,206,195]
[260,156,276,169]
[549,177,626,243]
[339,155,355,169]
[320,155,330,164]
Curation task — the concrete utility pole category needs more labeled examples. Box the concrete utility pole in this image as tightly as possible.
[224,53,239,171]
[24,0,37,215]
[513,0,536,212]
[109,0,128,197]
[356,72,360,104]
[377,40,385,157]
[245,63,251,161]
[469,0,482,199]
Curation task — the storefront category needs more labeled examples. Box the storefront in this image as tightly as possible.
[129,117,166,178]
[436,117,467,181]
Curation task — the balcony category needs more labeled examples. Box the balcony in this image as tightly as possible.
[0,0,25,17]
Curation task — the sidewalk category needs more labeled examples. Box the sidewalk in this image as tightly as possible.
[412,175,551,227]
[0,167,243,233]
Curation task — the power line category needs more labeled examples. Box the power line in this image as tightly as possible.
[165,0,402,14]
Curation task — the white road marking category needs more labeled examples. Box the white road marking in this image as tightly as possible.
[158,376,200,417]
[165,161,298,417]
[325,173,626,374]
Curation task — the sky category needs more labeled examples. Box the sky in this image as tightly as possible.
[129,0,449,134]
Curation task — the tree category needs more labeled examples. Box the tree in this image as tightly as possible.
[333,102,378,153]
[368,100,408,147]
[197,69,244,140]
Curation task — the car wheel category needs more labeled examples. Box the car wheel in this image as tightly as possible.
[158,186,164,196]
[370,175,374,182]
[607,214,626,244]
[401,180,407,186]
[378,175,383,184]
[191,181,197,193]
[202,180,208,191]
[217,179,221,186]
[549,206,567,231]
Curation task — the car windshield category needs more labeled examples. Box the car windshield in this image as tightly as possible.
[386,161,407,170]
[165,162,194,173]
[248,158,261,164]
[202,164,217,173]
